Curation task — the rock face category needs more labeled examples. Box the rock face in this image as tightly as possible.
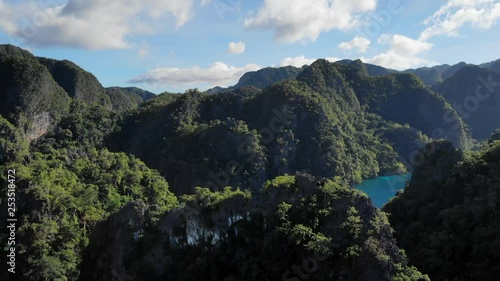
[0,45,71,138]
[80,174,429,281]
[26,112,52,141]
[0,45,155,141]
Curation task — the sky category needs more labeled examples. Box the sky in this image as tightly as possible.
[0,0,499,93]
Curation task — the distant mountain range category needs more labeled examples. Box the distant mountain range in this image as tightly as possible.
[207,57,500,142]
[208,58,500,93]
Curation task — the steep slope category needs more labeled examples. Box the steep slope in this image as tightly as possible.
[79,174,429,281]
[107,86,156,101]
[442,62,472,80]
[433,66,500,140]
[105,87,143,113]
[404,62,474,87]
[404,64,451,86]
[206,66,306,93]
[105,87,155,113]
[298,59,469,151]
[0,93,176,281]
[479,58,500,72]
[0,116,29,163]
[0,44,33,58]
[0,46,71,139]
[383,137,500,281]
[107,81,406,195]
[38,57,110,106]
[490,60,500,72]
[335,59,396,76]
[235,65,306,88]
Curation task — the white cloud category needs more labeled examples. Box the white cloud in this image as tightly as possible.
[338,37,371,53]
[227,41,246,54]
[244,0,377,43]
[128,62,261,88]
[363,0,500,70]
[280,56,317,67]
[420,0,500,40]
[364,34,435,69]
[279,56,340,67]
[0,0,209,50]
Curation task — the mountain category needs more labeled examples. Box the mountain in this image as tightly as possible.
[404,64,450,86]
[1,45,498,281]
[38,57,110,106]
[491,60,500,72]
[105,87,156,113]
[79,174,428,281]
[383,136,500,281]
[481,59,500,72]
[107,86,156,101]
[480,58,500,72]
[0,45,154,140]
[106,82,407,195]
[0,50,431,281]
[207,58,498,94]
[404,62,473,86]
[107,59,470,195]
[299,59,469,150]
[235,65,307,88]
[443,62,472,79]
[334,59,396,76]
[0,44,33,58]
[206,65,306,93]
[433,66,500,140]
[0,45,71,140]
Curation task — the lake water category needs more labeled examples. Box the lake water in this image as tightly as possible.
[355,173,412,208]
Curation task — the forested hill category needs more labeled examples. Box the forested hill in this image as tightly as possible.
[0,44,155,139]
[432,66,500,140]
[208,58,499,93]
[107,58,471,195]
[205,65,307,93]
[210,58,500,142]
[1,44,499,281]
[383,134,500,281]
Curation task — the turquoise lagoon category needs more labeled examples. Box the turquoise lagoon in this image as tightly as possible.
[355,173,412,208]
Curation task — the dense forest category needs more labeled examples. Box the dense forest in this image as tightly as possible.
[0,44,499,280]
[384,135,500,281]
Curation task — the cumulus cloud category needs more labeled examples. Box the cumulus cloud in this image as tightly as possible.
[362,0,500,70]
[0,0,210,50]
[227,41,246,54]
[364,34,435,69]
[280,56,317,67]
[420,0,500,40]
[128,62,261,88]
[338,37,371,53]
[279,56,340,67]
[244,0,377,43]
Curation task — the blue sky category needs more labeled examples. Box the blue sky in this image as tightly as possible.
[0,0,499,93]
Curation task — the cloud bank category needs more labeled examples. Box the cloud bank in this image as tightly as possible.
[128,62,261,88]
[0,0,211,50]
